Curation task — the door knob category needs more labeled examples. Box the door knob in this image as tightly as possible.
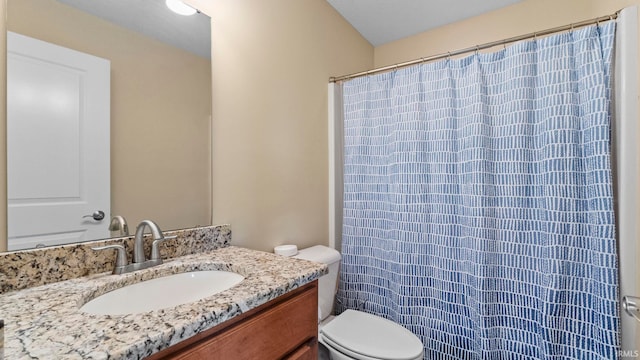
[83,210,105,221]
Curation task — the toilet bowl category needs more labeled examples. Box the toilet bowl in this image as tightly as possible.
[294,245,424,360]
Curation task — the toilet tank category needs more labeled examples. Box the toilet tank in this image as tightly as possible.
[294,245,341,321]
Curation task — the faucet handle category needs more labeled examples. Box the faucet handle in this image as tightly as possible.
[92,244,128,269]
[108,215,129,236]
[150,235,177,261]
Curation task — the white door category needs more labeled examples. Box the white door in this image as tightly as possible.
[7,31,111,251]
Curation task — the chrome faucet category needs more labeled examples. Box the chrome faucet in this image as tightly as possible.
[108,215,129,237]
[133,220,165,263]
[92,219,176,274]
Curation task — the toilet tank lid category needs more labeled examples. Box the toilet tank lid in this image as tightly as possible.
[294,245,341,264]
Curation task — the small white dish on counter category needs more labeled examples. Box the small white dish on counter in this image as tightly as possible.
[80,270,244,315]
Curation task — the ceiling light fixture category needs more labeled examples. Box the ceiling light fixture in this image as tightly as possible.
[165,0,197,16]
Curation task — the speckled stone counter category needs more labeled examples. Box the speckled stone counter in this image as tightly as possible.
[0,246,327,359]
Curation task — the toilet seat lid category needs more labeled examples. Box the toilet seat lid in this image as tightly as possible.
[320,310,423,360]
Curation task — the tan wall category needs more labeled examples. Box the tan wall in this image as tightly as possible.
[375,0,637,67]
[194,0,373,252]
[3,0,212,247]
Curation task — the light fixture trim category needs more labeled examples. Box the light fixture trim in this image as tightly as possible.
[166,0,197,16]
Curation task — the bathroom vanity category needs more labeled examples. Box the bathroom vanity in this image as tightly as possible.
[0,225,327,359]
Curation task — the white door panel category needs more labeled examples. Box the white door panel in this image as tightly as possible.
[7,31,110,251]
[9,53,82,199]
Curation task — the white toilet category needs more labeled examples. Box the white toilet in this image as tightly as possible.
[293,245,424,360]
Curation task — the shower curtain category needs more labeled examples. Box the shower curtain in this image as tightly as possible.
[337,22,618,359]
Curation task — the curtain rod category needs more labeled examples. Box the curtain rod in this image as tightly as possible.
[329,12,619,83]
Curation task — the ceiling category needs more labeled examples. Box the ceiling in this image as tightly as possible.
[326,0,524,46]
[57,0,211,59]
[56,0,524,58]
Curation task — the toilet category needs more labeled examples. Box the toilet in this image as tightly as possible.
[293,245,424,360]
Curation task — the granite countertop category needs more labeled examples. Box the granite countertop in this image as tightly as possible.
[0,246,327,359]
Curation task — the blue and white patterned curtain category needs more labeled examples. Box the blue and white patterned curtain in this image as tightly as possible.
[338,22,618,359]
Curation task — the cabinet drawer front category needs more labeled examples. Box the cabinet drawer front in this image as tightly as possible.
[171,283,318,360]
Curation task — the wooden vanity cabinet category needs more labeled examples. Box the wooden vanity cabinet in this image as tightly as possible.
[148,280,319,360]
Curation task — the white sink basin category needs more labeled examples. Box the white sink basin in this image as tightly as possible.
[80,270,244,315]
